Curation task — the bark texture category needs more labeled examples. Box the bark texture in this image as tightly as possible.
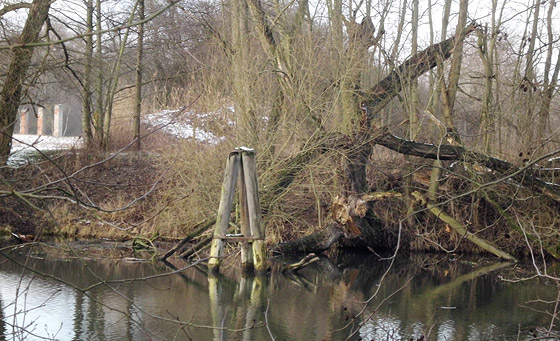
[0,0,51,163]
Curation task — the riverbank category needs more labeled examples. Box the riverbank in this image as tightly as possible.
[1,149,164,239]
[2,141,559,262]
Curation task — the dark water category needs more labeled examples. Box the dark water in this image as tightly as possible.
[0,242,559,340]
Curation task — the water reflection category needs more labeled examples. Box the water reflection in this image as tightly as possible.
[0,243,559,340]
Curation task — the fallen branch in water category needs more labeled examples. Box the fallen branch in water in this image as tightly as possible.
[159,218,215,261]
[179,234,213,259]
[282,253,319,273]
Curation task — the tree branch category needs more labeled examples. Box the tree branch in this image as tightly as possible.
[362,22,478,115]
[375,128,560,203]
[0,3,32,18]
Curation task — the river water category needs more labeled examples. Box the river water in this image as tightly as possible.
[0,241,558,340]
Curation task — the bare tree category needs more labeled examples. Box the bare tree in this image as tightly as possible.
[94,0,104,143]
[133,0,145,150]
[536,0,560,147]
[0,0,52,163]
[82,0,94,146]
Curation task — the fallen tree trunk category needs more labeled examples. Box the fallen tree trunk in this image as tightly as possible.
[376,130,560,203]
[412,191,517,261]
[273,25,479,254]
[333,23,479,252]
[270,22,556,257]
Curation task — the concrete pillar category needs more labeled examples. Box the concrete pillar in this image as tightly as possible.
[37,107,45,135]
[19,109,28,134]
[53,104,64,137]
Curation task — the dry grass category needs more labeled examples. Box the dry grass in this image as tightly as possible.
[3,79,559,264]
[145,141,231,238]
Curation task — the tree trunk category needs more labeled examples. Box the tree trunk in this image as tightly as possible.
[102,0,139,149]
[536,0,560,147]
[519,0,541,152]
[337,23,477,251]
[81,0,94,147]
[94,0,104,143]
[404,0,419,226]
[0,0,51,163]
[376,129,560,203]
[361,23,477,113]
[133,0,144,150]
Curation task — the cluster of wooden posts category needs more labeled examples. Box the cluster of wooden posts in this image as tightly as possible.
[17,105,65,136]
[209,148,267,273]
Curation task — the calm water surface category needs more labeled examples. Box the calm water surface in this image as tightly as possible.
[0,241,558,340]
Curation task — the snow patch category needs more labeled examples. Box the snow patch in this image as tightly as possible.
[6,105,232,166]
[8,134,82,167]
[142,106,233,144]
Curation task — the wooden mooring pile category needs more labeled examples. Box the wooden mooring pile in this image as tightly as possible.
[208,148,267,273]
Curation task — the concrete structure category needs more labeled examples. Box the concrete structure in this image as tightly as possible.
[37,107,45,135]
[19,109,28,134]
[53,104,64,137]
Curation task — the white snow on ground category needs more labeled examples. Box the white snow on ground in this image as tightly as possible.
[143,109,216,141]
[11,134,82,152]
[8,134,82,167]
[142,106,233,144]
[6,106,231,167]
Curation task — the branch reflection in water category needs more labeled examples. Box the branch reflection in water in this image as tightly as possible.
[0,242,558,340]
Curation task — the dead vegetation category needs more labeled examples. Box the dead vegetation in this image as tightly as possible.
[4,131,559,263]
[1,0,560,264]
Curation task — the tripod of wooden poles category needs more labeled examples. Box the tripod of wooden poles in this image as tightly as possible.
[208,148,267,273]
